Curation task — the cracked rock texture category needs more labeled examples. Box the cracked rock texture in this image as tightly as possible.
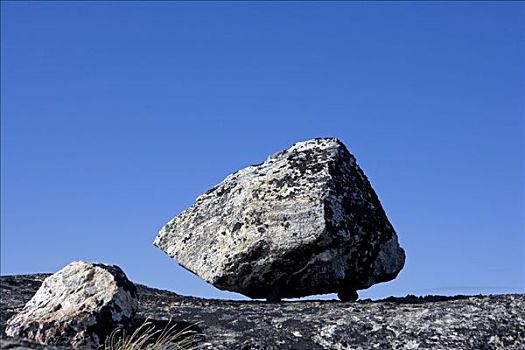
[1,274,524,350]
[4,262,138,349]
[154,138,405,300]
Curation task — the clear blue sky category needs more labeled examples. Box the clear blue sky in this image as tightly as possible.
[1,2,523,300]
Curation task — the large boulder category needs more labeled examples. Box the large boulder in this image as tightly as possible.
[5,261,138,349]
[154,138,405,301]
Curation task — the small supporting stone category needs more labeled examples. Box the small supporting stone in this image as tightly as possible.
[266,286,282,302]
[338,289,358,302]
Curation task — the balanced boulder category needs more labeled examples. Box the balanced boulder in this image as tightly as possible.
[5,261,138,349]
[154,138,405,301]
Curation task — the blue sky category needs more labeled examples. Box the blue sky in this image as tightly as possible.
[1,2,523,300]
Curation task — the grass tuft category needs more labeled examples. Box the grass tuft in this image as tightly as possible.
[102,318,203,350]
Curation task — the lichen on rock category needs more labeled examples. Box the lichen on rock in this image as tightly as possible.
[5,261,138,349]
[154,137,405,300]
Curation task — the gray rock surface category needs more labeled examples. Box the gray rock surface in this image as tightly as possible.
[2,274,524,350]
[4,262,138,349]
[154,137,405,300]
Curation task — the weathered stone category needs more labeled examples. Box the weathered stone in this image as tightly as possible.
[154,137,405,300]
[2,274,525,350]
[5,262,138,349]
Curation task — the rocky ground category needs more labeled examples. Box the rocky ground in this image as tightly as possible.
[1,274,524,350]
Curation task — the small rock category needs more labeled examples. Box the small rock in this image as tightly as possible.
[337,289,358,302]
[5,261,138,349]
[154,138,405,300]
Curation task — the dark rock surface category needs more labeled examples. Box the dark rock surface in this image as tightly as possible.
[4,262,137,349]
[2,274,524,349]
[154,138,405,300]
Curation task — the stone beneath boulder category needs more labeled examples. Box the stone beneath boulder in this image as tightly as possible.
[5,261,138,349]
[154,137,405,300]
